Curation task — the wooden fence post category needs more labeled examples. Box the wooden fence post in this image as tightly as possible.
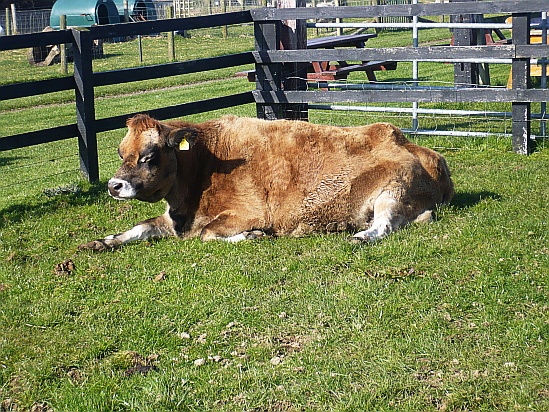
[511,13,532,155]
[72,28,99,182]
[167,6,176,61]
[254,20,284,120]
[123,0,130,22]
[10,4,17,34]
[4,8,10,36]
[279,0,308,121]
[334,0,342,37]
[59,15,68,75]
[450,0,479,87]
[222,0,228,39]
[254,0,308,121]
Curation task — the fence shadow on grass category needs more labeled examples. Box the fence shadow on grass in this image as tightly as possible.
[0,181,109,229]
[100,52,125,60]
[0,155,28,167]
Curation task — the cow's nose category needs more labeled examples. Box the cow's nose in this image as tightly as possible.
[110,181,123,192]
[108,179,123,195]
[107,178,136,199]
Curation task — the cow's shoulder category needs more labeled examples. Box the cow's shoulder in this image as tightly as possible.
[361,122,410,147]
[203,116,273,152]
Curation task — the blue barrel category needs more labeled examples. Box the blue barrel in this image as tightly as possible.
[50,0,121,29]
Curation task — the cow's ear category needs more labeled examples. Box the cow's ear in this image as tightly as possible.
[166,127,198,151]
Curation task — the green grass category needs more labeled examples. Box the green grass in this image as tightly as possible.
[1,147,548,411]
[1,24,549,412]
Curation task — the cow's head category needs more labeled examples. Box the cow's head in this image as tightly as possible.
[108,114,197,203]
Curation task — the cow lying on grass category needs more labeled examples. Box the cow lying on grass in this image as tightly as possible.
[79,114,454,251]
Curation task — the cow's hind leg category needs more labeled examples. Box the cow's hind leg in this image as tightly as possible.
[352,191,416,243]
[200,210,266,243]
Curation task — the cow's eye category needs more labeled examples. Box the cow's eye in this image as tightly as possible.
[140,152,156,163]
[117,148,123,160]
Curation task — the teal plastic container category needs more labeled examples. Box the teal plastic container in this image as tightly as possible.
[49,0,121,29]
[112,0,157,22]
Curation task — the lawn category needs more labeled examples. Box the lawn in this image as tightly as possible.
[1,22,548,412]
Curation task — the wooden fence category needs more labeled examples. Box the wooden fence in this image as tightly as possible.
[252,0,548,155]
[0,0,547,182]
[0,11,256,181]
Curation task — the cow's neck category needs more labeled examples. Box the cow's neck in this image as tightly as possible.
[163,144,209,224]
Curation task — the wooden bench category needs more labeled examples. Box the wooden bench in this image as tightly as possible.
[308,60,398,82]
[306,33,376,49]
[241,33,397,83]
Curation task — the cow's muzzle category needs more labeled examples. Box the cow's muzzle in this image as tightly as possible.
[108,178,137,199]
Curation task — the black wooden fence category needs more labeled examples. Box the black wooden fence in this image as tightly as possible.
[0,0,547,182]
[252,1,548,155]
[0,11,256,182]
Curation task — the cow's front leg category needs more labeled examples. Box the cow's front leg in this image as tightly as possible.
[200,211,265,243]
[79,216,174,251]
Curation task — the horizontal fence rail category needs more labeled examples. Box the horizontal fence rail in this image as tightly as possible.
[254,46,549,63]
[1,77,76,100]
[250,0,545,20]
[0,29,72,49]
[1,93,256,153]
[93,52,256,87]
[308,22,513,29]
[253,89,549,104]
[93,92,256,134]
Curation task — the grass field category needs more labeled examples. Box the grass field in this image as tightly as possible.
[1,23,549,412]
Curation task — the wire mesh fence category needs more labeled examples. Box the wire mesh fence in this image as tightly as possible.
[0,9,51,35]
[0,1,266,35]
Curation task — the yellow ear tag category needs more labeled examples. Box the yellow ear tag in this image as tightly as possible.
[179,138,190,151]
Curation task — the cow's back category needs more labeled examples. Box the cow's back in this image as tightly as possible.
[207,117,396,197]
[183,116,452,236]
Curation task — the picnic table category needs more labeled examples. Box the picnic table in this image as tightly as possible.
[243,33,397,83]
[306,33,397,82]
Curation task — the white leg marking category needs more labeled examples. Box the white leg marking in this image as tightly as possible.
[352,193,402,242]
[414,210,434,224]
[114,224,150,245]
[352,217,393,242]
[222,233,248,243]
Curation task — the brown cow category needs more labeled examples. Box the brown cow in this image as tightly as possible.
[79,114,453,251]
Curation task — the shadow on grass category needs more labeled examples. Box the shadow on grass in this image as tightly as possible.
[451,190,501,210]
[102,53,124,59]
[0,155,28,167]
[0,184,500,232]
[0,181,109,229]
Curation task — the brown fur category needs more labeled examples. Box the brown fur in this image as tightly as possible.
[79,115,454,251]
